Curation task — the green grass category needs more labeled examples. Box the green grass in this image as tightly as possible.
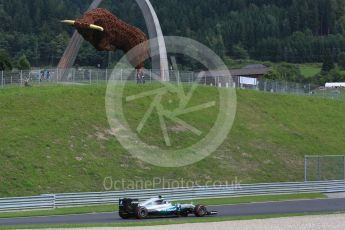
[299,64,321,77]
[0,193,325,219]
[224,58,273,69]
[311,88,345,101]
[178,193,326,206]
[0,205,117,219]
[1,84,345,197]
[2,211,343,229]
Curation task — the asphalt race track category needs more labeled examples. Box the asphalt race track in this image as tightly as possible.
[1,198,345,226]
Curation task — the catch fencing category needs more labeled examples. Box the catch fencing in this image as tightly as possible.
[1,68,344,101]
[0,180,344,212]
[305,155,345,181]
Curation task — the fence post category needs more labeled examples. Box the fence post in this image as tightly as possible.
[1,71,3,88]
[53,194,56,209]
[304,156,307,182]
[317,156,321,181]
[149,69,152,83]
[264,81,267,92]
[89,70,92,85]
[56,69,59,84]
[343,156,345,180]
[20,70,23,86]
[97,70,99,85]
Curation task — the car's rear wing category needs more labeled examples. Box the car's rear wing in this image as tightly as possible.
[119,198,139,214]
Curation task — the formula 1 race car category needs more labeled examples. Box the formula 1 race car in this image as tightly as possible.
[119,196,217,219]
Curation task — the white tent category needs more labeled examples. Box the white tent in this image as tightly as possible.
[325,82,345,88]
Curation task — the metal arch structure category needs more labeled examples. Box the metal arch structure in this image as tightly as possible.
[135,0,169,81]
[56,0,169,81]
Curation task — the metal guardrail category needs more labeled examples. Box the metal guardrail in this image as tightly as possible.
[0,195,55,212]
[0,180,344,212]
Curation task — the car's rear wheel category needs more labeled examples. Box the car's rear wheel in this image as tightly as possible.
[136,207,148,219]
[119,212,130,219]
[194,205,207,217]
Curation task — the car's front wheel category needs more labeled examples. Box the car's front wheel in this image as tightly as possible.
[194,205,207,217]
[136,207,148,219]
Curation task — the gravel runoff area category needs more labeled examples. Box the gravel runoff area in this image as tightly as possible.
[59,214,345,230]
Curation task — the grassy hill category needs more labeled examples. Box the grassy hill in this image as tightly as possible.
[0,84,345,197]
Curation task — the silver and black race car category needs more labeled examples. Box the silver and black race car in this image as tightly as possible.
[119,196,217,219]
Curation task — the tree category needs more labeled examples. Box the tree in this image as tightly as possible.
[0,49,12,71]
[2,0,345,66]
[263,69,280,80]
[17,54,31,70]
[338,52,345,69]
[231,44,249,59]
[322,50,335,73]
[327,69,344,82]
[311,73,327,86]
[263,63,305,83]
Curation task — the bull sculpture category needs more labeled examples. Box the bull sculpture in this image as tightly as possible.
[62,8,149,69]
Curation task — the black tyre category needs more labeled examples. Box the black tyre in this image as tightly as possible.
[119,212,130,219]
[194,205,207,217]
[136,207,148,219]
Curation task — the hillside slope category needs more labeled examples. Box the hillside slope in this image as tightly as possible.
[0,85,344,197]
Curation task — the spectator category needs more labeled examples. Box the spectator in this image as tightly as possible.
[136,69,145,84]
[46,71,51,81]
[40,70,44,82]
[136,69,141,84]
[140,70,145,84]
[24,77,30,87]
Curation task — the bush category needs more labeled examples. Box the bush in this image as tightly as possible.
[0,49,12,71]
[338,52,345,69]
[322,50,335,73]
[263,63,305,83]
[17,54,31,70]
[311,68,345,86]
